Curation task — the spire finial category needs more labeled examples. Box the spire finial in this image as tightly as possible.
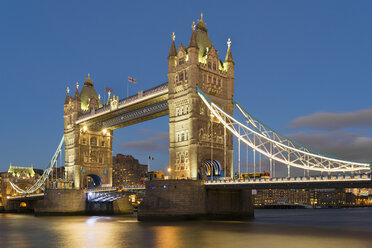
[98,94,101,100]
[76,81,79,89]
[192,21,196,31]
[67,87,70,94]
[201,13,203,22]
[88,73,90,79]
[227,38,231,49]
[171,32,176,41]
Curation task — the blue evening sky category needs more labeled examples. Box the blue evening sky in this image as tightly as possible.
[1,1,371,172]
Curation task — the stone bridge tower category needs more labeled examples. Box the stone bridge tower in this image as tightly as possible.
[168,15,235,179]
[64,75,113,189]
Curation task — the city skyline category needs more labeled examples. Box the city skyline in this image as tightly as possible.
[1,1,372,172]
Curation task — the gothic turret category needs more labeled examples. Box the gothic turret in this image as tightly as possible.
[74,82,80,100]
[188,22,198,48]
[187,21,199,64]
[168,32,177,73]
[224,38,235,76]
[225,38,234,64]
[168,32,177,57]
[64,87,71,105]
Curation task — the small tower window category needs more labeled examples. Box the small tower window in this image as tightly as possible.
[82,138,87,145]
[179,57,185,65]
[101,141,105,147]
[179,72,184,81]
[208,62,211,69]
[213,63,216,70]
[185,71,188,81]
[90,137,97,146]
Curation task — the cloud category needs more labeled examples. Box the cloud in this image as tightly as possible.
[288,107,372,130]
[286,131,372,162]
[120,129,168,151]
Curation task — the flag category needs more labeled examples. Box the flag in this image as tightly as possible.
[105,87,113,92]
[128,76,137,84]
[148,156,154,160]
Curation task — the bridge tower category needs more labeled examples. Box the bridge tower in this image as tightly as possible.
[64,75,113,189]
[168,15,235,179]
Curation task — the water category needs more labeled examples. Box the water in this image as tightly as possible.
[1,208,372,248]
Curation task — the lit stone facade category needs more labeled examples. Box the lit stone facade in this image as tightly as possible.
[64,76,113,189]
[168,16,235,179]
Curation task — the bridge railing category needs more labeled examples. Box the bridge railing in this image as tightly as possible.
[204,173,371,185]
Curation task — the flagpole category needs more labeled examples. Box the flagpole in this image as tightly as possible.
[127,81,129,99]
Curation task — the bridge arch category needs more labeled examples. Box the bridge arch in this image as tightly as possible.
[199,159,222,179]
[85,174,102,188]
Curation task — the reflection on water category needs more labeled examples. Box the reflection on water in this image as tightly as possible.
[0,209,372,248]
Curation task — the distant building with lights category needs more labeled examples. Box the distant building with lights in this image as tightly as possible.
[253,188,371,208]
[147,171,166,180]
[112,154,147,186]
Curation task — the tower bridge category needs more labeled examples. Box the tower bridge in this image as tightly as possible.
[5,14,372,219]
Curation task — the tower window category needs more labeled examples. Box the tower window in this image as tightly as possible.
[179,57,185,65]
[213,63,216,70]
[208,62,211,69]
[101,141,105,147]
[82,138,87,145]
[179,72,184,81]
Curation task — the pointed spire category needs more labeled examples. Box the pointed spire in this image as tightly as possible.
[64,86,70,104]
[225,38,234,63]
[84,73,93,86]
[197,12,207,31]
[188,21,198,48]
[169,32,177,57]
[74,81,80,99]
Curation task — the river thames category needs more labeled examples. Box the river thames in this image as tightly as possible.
[1,208,371,248]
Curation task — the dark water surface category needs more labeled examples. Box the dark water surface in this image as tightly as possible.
[1,208,372,248]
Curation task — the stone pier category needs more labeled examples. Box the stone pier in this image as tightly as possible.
[34,189,86,215]
[138,180,254,221]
